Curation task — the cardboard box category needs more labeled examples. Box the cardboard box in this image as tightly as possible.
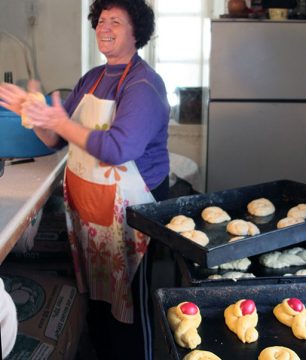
[1,266,87,360]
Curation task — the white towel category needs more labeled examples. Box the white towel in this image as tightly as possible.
[0,278,18,358]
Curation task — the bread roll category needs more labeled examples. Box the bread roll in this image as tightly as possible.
[21,92,46,129]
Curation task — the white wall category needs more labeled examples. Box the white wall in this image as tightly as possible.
[0,0,226,94]
[0,0,84,94]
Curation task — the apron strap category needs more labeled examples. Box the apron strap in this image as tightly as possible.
[88,69,106,95]
[116,60,133,94]
[88,59,134,96]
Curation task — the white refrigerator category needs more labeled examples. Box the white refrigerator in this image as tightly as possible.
[204,19,306,192]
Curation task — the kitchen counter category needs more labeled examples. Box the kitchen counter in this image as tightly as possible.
[168,120,203,166]
[0,148,67,263]
[168,120,205,192]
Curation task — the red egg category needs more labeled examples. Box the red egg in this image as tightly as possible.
[180,302,198,315]
[240,299,255,315]
[287,298,304,312]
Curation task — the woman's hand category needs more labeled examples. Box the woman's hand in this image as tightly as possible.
[23,88,91,150]
[21,90,69,132]
[0,79,41,115]
[0,83,27,115]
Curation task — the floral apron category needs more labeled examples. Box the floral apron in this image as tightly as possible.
[63,61,155,323]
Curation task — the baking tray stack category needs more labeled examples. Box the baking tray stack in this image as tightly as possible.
[127,180,306,358]
[154,284,306,360]
[174,250,306,288]
[126,180,306,268]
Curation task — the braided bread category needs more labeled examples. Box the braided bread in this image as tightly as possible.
[287,203,306,219]
[167,301,202,349]
[226,219,260,236]
[259,246,306,269]
[273,298,306,339]
[201,206,231,224]
[181,230,209,247]
[277,217,304,229]
[183,349,221,360]
[217,257,251,271]
[259,247,306,269]
[224,299,258,343]
[258,346,300,360]
[208,271,255,280]
[166,215,195,233]
[247,198,275,217]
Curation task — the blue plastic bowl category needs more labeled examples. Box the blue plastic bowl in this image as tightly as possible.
[0,96,55,158]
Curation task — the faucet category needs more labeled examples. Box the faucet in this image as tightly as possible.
[0,159,4,177]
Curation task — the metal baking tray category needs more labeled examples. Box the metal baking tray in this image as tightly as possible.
[126,180,306,267]
[154,283,306,360]
[174,247,306,287]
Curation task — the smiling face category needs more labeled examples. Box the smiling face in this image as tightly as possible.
[95,7,136,65]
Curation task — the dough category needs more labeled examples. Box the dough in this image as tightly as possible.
[166,215,195,233]
[287,203,306,219]
[181,230,209,247]
[201,206,231,224]
[273,298,306,340]
[167,302,202,349]
[277,216,304,229]
[21,92,46,129]
[295,269,306,276]
[247,198,275,217]
[211,257,251,271]
[219,258,251,271]
[226,219,260,236]
[283,269,306,276]
[259,247,306,269]
[208,271,255,280]
[229,236,245,242]
[258,346,300,360]
[183,350,221,360]
[227,220,248,235]
[224,299,258,343]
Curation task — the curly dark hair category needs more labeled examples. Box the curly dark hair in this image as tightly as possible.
[88,0,155,49]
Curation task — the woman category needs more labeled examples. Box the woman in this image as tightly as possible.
[0,0,170,358]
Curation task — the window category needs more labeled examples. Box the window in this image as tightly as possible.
[149,0,226,107]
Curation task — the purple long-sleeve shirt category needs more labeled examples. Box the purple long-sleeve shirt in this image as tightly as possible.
[64,53,170,190]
